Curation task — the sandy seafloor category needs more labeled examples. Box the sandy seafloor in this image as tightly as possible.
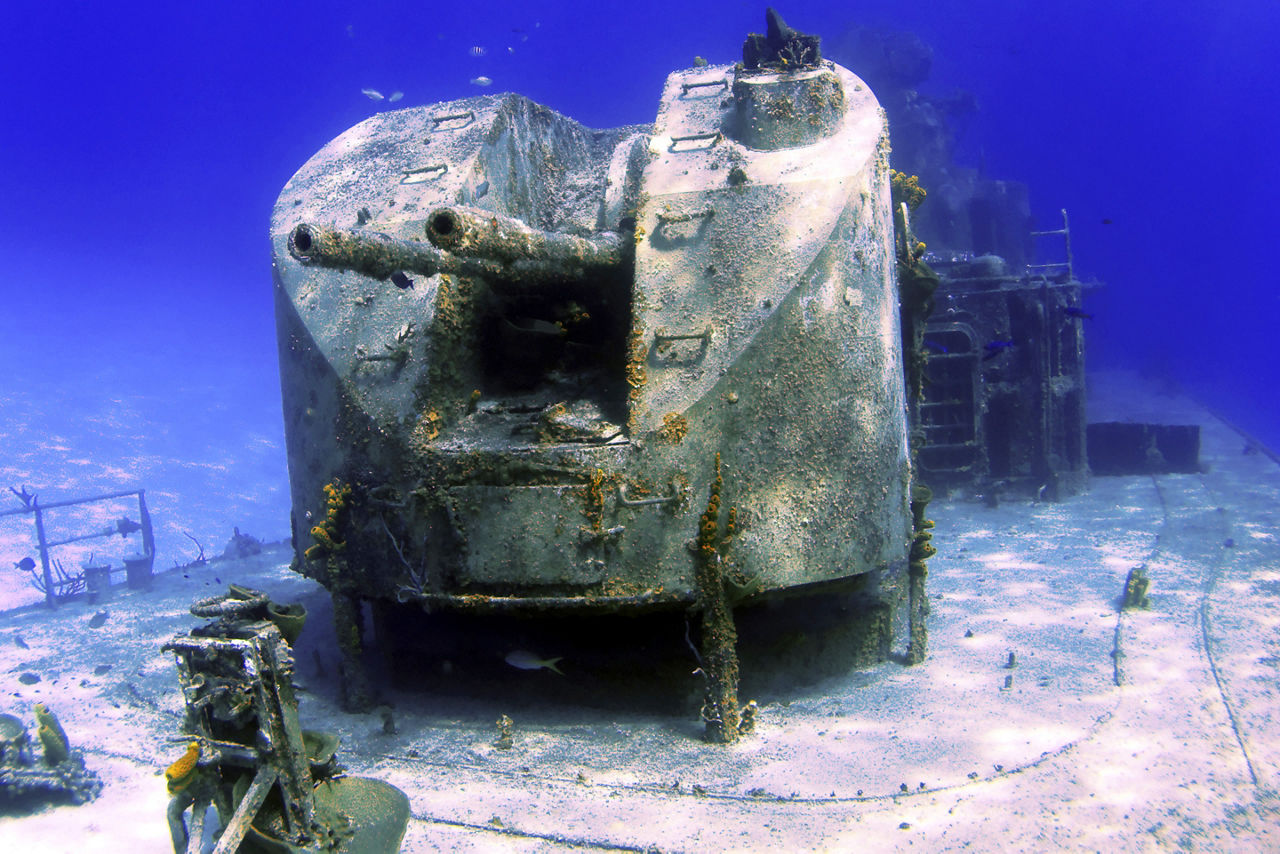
[0,365,290,613]
[1,370,1279,852]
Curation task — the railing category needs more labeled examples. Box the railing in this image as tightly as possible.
[1029,208,1074,282]
[2,488,154,608]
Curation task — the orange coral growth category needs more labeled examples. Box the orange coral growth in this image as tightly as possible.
[891,170,927,212]
[656,412,689,445]
[625,329,648,405]
[584,468,606,533]
[165,741,200,794]
[305,479,351,559]
[419,410,443,441]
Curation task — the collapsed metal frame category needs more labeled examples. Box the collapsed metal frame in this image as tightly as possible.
[162,596,410,852]
[1,488,155,608]
[164,619,316,853]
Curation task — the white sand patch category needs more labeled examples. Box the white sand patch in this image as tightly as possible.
[1,375,1278,849]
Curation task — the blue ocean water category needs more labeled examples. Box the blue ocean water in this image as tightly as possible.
[0,1,1276,602]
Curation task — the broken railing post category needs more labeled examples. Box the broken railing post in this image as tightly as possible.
[331,585,373,712]
[696,453,742,743]
[33,501,55,609]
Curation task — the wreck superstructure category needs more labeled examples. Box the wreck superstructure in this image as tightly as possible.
[920,238,1089,499]
[271,14,918,720]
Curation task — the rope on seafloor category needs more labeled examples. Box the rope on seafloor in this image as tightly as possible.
[407,810,651,852]
[1171,471,1261,787]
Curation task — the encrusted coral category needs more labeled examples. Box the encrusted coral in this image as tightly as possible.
[695,453,747,744]
[165,741,201,794]
[494,714,514,750]
[656,412,689,445]
[892,170,939,409]
[4,704,100,804]
[891,170,927,213]
[697,454,726,558]
[584,468,606,533]
[305,479,351,560]
[33,702,68,765]
[906,482,935,664]
[1123,566,1151,609]
[419,410,443,441]
[625,328,648,406]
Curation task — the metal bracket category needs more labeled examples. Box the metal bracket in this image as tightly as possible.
[654,325,712,344]
[668,131,722,152]
[429,111,476,130]
[401,164,448,184]
[680,79,729,96]
[618,482,685,508]
[651,326,712,365]
[655,208,715,225]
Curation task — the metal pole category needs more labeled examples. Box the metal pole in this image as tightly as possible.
[0,488,144,518]
[139,490,155,569]
[33,500,55,609]
[1061,209,1074,282]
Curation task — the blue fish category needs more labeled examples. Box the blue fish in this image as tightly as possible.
[504,649,563,674]
[983,340,1015,361]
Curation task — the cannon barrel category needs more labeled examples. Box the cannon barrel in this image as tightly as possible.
[426,206,628,275]
[289,207,628,287]
[288,222,500,281]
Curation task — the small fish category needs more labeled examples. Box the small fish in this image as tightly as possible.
[88,610,109,628]
[474,180,490,200]
[923,339,949,354]
[362,87,385,101]
[1063,307,1094,320]
[93,664,112,676]
[14,556,35,573]
[470,45,487,57]
[983,340,1015,361]
[14,634,28,649]
[470,76,493,88]
[1101,218,1113,225]
[388,90,404,102]
[390,271,414,290]
[504,650,563,674]
[18,672,40,685]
